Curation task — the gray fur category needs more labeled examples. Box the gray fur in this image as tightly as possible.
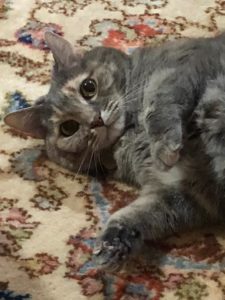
[96,73,225,270]
[5,32,225,271]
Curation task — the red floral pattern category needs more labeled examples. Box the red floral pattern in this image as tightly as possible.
[1,0,225,299]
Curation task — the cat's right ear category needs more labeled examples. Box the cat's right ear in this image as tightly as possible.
[45,31,84,71]
[4,105,47,139]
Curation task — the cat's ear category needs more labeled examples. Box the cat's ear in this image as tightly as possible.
[45,31,84,71]
[4,105,47,139]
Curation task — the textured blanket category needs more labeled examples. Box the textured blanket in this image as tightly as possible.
[0,0,225,299]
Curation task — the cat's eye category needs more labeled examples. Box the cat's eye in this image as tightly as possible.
[60,120,79,137]
[80,78,97,100]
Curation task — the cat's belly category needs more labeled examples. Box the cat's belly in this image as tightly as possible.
[114,133,223,219]
[113,127,185,188]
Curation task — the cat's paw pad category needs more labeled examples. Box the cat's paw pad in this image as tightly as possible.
[153,143,181,170]
[151,129,182,170]
[93,222,141,271]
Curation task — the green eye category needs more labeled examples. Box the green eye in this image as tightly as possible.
[60,120,79,137]
[80,78,97,100]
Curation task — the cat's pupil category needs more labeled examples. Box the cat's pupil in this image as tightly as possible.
[80,78,97,100]
[60,120,79,137]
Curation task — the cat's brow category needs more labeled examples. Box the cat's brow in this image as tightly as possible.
[65,86,76,93]
[62,73,89,101]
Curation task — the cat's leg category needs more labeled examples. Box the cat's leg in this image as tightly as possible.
[94,187,210,271]
[143,68,197,170]
[194,75,225,181]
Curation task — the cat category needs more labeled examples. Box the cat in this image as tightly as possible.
[4,32,225,271]
[5,32,225,168]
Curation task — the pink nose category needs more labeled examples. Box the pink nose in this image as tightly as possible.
[90,116,104,129]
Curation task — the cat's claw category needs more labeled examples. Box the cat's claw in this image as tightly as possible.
[93,222,141,271]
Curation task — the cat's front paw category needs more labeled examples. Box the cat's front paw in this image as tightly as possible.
[93,221,141,271]
[150,128,182,170]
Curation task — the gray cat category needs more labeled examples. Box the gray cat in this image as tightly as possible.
[5,32,225,271]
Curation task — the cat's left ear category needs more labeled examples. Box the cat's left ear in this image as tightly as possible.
[4,105,47,139]
[45,31,84,71]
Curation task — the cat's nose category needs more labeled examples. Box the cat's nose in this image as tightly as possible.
[90,115,104,128]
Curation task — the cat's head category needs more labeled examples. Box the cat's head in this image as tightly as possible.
[4,32,129,172]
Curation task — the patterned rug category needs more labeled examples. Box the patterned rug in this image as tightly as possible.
[1,0,225,299]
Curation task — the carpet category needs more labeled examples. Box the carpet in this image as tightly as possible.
[0,0,225,299]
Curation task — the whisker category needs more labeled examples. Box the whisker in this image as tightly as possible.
[87,149,94,177]
[107,80,149,110]
[123,84,143,98]
[106,78,143,104]
[96,152,106,177]
[74,147,90,180]
[93,151,98,176]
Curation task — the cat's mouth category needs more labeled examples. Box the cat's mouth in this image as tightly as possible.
[88,112,125,152]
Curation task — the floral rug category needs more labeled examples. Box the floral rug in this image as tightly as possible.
[1,0,225,299]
